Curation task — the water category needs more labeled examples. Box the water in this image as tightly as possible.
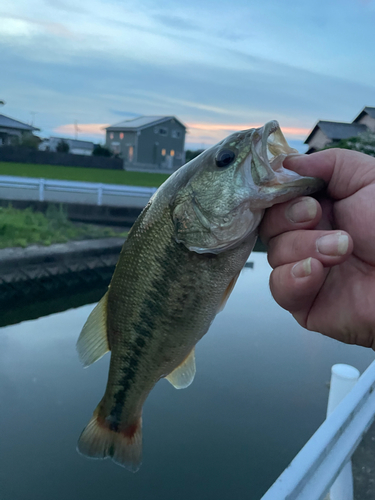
[0,252,374,500]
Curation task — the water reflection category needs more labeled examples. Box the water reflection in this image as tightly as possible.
[0,253,374,500]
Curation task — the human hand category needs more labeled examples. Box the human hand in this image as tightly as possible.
[259,148,375,349]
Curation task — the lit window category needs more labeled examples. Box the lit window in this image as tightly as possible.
[128,146,134,161]
[170,150,175,156]
[120,132,124,139]
[110,132,114,139]
[161,148,166,156]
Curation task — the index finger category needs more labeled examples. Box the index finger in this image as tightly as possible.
[259,196,321,245]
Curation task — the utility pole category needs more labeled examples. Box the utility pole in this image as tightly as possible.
[74,120,81,140]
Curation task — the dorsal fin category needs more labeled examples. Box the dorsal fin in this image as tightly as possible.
[166,348,196,389]
[217,271,240,313]
[77,292,110,367]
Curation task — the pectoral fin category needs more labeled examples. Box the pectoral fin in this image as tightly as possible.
[76,292,110,367]
[166,348,196,389]
[217,272,240,313]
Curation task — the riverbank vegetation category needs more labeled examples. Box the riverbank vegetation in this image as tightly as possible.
[0,205,127,249]
[0,162,169,187]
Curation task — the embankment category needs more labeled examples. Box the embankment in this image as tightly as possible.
[0,238,124,326]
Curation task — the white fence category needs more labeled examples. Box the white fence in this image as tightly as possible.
[261,359,375,500]
[0,175,158,208]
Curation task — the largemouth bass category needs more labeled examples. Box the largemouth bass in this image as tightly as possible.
[76,121,324,471]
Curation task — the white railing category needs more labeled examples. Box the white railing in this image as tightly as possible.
[0,175,158,208]
[261,359,375,500]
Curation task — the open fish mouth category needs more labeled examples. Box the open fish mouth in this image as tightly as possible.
[251,120,298,184]
[261,120,297,172]
[249,120,325,196]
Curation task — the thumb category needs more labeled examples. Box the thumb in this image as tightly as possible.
[284,149,375,200]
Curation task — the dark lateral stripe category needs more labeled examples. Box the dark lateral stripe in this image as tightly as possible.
[109,241,180,424]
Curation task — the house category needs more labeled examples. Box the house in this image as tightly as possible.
[105,116,186,171]
[39,137,95,155]
[305,106,375,153]
[304,122,367,153]
[0,113,40,146]
[352,106,375,132]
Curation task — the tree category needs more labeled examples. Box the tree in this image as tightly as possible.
[19,134,41,149]
[10,133,41,149]
[56,139,70,153]
[324,130,375,157]
[92,144,112,157]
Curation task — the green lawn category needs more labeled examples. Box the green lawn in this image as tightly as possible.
[0,162,170,187]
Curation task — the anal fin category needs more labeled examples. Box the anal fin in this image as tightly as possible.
[77,292,110,367]
[166,348,196,389]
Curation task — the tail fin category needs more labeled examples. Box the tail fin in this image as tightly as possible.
[77,413,142,472]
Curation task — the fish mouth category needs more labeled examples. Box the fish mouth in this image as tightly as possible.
[249,120,325,200]
[261,120,297,172]
[252,120,323,189]
[252,120,297,184]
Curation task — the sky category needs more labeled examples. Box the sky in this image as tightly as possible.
[1,0,375,151]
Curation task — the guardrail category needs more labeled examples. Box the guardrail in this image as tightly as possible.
[260,359,375,500]
[0,175,158,208]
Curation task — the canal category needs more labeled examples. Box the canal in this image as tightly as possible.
[0,252,373,500]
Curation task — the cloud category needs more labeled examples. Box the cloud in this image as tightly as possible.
[152,14,198,31]
[3,41,375,144]
[53,123,109,137]
[185,122,310,147]
[109,110,142,118]
[51,120,309,150]
[0,14,77,39]
[2,0,375,153]
[43,0,88,14]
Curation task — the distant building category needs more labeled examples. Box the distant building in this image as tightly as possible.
[39,137,95,155]
[352,106,375,132]
[105,116,186,171]
[0,113,39,146]
[305,106,375,153]
[305,122,367,153]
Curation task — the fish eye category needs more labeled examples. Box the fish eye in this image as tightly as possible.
[215,149,235,168]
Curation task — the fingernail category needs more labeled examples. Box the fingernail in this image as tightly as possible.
[286,198,317,223]
[292,257,312,278]
[316,233,349,256]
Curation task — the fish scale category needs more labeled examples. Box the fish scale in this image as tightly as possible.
[103,204,241,430]
[76,121,324,471]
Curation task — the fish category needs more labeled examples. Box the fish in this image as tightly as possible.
[76,120,324,471]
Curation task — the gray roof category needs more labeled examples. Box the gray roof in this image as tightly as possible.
[305,121,367,144]
[106,115,186,131]
[0,113,39,132]
[353,106,375,122]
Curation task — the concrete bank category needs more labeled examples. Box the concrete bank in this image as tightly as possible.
[0,238,125,310]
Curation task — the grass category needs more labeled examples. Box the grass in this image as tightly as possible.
[0,204,127,249]
[0,162,170,188]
